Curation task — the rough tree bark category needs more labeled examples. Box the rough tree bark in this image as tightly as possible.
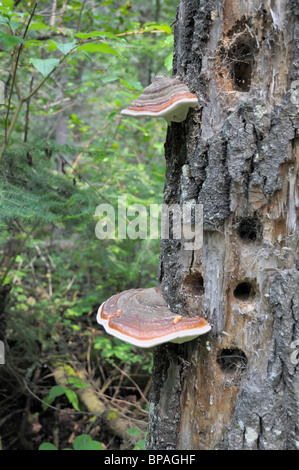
[148,0,299,450]
[0,284,11,343]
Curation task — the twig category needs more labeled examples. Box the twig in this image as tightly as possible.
[100,392,148,419]
[112,363,149,405]
[50,101,76,116]
[69,124,109,174]
[60,154,111,204]
[50,0,57,28]
[76,0,86,33]
[3,2,38,142]
[23,379,94,415]
[42,97,71,110]
[34,243,53,298]
[0,38,80,161]
[115,29,170,37]
[59,0,68,28]
[24,73,36,143]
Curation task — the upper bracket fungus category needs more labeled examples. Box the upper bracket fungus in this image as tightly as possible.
[96,287,211,348]
[121,75,198,123]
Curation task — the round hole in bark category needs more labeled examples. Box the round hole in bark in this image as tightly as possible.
[237,217,260,242]
[217,348,248,374]
[184,272,204,295]
[233,282,255,301]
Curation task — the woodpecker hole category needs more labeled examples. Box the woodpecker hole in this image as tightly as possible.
[227,30,256,92]
[184,272,204,295]
[218,21,257,93]
[237,217,261,242]
[217,348,248,374]
[233,282,255,301]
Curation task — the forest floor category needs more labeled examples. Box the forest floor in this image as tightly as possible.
[0,308,151,451]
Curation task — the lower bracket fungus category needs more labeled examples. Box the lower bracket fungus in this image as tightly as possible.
[96,287,211,348]
[121,75,199,123]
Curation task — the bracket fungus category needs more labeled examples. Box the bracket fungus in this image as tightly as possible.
[121,75,198,123]
[96,287,211,348]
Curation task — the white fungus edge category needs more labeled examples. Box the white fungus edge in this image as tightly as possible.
[96,302,211,348]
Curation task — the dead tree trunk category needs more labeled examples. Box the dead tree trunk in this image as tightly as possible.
[0,284,11,343]
[148,0,299,450]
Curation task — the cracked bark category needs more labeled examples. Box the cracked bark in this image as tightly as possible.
[148,0,299,450]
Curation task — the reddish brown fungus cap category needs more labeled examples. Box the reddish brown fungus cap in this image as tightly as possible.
[121,76,198,123]
[97,287,211,348]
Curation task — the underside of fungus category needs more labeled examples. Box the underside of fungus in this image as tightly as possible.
[121,75,198,123]
[96,287,211,348]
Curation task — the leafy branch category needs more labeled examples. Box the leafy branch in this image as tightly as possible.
[0,29,80,160]
[0,4,172,162]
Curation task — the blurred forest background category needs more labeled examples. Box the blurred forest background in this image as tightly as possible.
[0,0,177,450]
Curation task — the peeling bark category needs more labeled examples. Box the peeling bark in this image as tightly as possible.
[148,0,299,450]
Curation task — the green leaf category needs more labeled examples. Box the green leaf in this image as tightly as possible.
[67,377,87,389]
[39,443,58,451]
[8,20,20,32]
[71,113,81,125]
[155,23,172,34]
[141,22,172,34]
[77,43,126,61]
[0,32,23,49]
[119,78,142,91]
[65,389,80,411]
[83,441,104,450]
[0,15,9,26]
[75,31,117,40]
[0,14,17,31]
[73,434,104,450]
[28,22,49,31]
[73,434,92,450]
[24,39,46,48]
[101,75,119,83]
[164,52,173,72]
[80,50,92,61]
[126,428,143,437]
[133,439,146,450]
[45,385,66,401]
[29,58,59,77]
[42,385,66,410]
[51,40,77,55]
[1,0,13,9]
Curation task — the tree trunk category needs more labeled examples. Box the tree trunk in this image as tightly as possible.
[0,284,11,343]
[148,0,299,450]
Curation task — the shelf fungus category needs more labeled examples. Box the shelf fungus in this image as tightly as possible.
[120,75,198,123]
[96,287,211,348]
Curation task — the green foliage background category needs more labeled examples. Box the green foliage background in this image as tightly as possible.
[0,0,177,450]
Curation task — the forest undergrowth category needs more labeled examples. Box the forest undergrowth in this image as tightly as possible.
[0,0,177,450]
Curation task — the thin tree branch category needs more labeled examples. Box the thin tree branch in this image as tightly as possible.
[50,0,57,28]
[76,0,86,33]
[69,125,109,174]
[0,40,81,160]
[4,2,38,142]
[59,0,68,28]
[24,72,35,143]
